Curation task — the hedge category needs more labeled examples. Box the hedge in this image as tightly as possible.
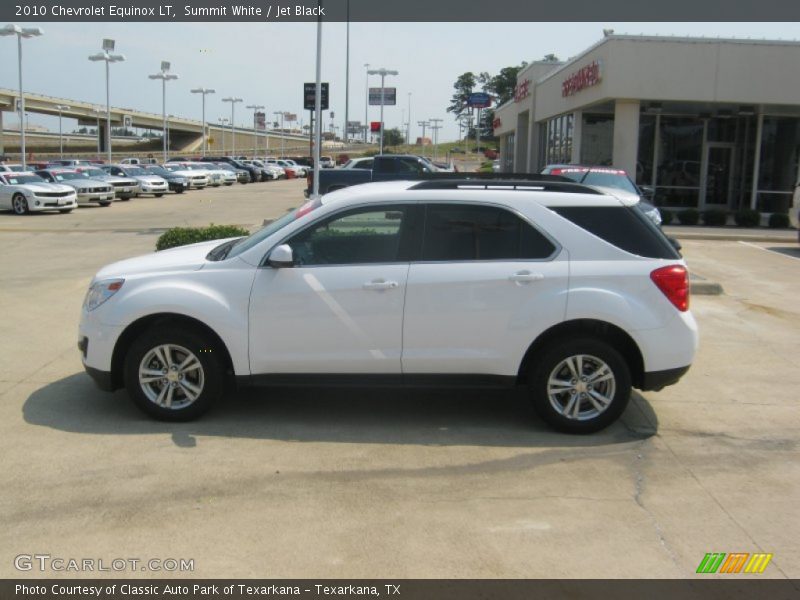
[768,213,790,229]
[156,225,250,251]
[660,209,674,225]
[701,209,728,226]
[734,209,761,228]
[677,208,700,225]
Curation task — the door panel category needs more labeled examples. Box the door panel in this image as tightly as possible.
[249,264,409,373]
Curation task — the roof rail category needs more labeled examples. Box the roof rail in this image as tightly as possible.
[409,173,602,195]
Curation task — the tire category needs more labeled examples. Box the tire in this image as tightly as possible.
[59,209,73,214]
[155,193,164,198]
[99,201,112,207]
[529,337,631,434]
[120,196,132,201]
[174,189,184,194]
[123,326,225,421]
[12,194,29,215]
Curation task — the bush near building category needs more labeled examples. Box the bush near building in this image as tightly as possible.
[677,209,700,225]
[768,213,791,229]
[156,225,250,251]
[702,209,728,226]
[734,209,761,227]
[660,209,674,225]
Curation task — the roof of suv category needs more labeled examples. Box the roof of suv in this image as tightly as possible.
[320,179,633,208]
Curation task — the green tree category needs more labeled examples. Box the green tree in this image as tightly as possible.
[383,127,405,147]
[447,72,477,119]
[484,62,528,106]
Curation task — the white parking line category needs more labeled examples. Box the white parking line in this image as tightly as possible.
[738,240,800,261]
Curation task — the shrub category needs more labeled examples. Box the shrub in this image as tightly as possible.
[156,224,250,251]
[677,209,700,225]
[660,209,674,225]
[734,208,761,227]
[701,209,728,226]
[768,212,790,229]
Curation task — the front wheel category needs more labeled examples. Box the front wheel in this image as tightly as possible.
[59,208,73,214]
[155,193,164,198]
[529,338,631,433]
[12,194,29,215]
[123,326,225,421]
[99,201,112,207]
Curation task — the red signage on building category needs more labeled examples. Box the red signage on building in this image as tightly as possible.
[492,117,502,131]
[370,121,382,132]
[562,60,603,97]
[513,79,531,103]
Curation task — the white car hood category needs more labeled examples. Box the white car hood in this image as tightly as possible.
[93,238,234,280]
[24,182,75,194]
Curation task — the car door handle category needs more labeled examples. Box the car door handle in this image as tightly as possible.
[509,271,545,283]
[363,279,399,291]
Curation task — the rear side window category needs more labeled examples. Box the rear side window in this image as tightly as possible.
[552,206,680,259]
[422,204,556,261]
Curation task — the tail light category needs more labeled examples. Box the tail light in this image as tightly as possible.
[650,265,689,311]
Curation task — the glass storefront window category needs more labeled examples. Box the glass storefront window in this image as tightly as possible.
[654,117,704,207]
[637,115,655,185]
[544,114,574,165]
[756,117,800,213]
[580,114,613,166]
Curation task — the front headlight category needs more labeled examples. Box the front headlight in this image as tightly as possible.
[83,278,125,312]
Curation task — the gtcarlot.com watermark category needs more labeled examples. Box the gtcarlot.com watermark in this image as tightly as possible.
[14,554,194,573]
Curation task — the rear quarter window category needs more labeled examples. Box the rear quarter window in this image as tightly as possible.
[552,205,680,259]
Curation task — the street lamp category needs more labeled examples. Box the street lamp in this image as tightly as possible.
[363,63,370,143]
[221,97,242,157]
[0,24,43,169]
[88,38,125,163]
[190,87,215,157]
[148,61,179,163]
[92,107,105,157]
[429,118,443,161]
[367,67,398,154]
[55,104,70,158]
[417,120,429,158]
[407,92,412,145]
[246,104,265,158]
[217,117,228,154]
[273,111,285,157]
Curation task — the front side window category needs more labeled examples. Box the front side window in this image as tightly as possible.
[286,205,416,266]
[421,204,556,261]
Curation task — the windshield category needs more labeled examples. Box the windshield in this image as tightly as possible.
[52,172,82,181]
[225,198,322,260]
[83,168,107,178]
[5,174,46,184]
[123,166,147,176]
[147,166,170,176]
[215,163,235,171]
[581,172,639,195]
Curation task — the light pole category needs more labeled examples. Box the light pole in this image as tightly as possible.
[93,107,105,157]
[363,63,370,143]
[429,118,442,161]
[367,67,398,154]
[148,61,179,163]
[0,24,43,169]
[246,104,265,158]
[221,97,242,157]
[273,111,285,157]
[218,117,228,154]
[55,104,70,158]
[88,39,125,163]
[190,87,215,157]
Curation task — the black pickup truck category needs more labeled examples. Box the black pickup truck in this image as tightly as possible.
[306,154,437,196]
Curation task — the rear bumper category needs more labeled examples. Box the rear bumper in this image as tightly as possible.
[640,365,691,391]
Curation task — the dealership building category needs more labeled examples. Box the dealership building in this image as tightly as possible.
[493,34,800,214]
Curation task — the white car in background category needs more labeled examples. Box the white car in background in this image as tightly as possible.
[189,162,237,186]
[103,165,169,197]
[340,157,374,170]
[74,166,140,200]
[0,163,25,172]
[0,171,78,214]
[278,159,308,177]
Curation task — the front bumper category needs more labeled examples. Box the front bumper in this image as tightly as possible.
[640,365,691,391]
[168,181,189,192]
[139,183,169,193]
[84,364,115,392]
[30,195,78,210]
[77,190,116,204]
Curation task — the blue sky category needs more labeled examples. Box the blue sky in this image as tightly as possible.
[1,21,798,141]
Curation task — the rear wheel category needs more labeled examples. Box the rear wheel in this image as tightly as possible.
[99,201,111,207]
[123,326,225,421]
[12,194,29,215]
[155,193,164,198]
[59,209,73,214]
[529,338,631,433]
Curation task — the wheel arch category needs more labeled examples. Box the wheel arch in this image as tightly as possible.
[517,319,645,389]
[110,312,235,391]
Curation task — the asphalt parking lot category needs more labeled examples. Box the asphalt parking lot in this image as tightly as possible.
[1,181,798,579]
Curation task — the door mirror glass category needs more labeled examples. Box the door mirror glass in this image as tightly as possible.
[639,185,655,199]
[268,244,294,268]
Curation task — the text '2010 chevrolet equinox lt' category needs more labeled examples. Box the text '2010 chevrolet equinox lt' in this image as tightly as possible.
[79,179,698,433]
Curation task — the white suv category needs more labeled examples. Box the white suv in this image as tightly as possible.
[79,179,698,432]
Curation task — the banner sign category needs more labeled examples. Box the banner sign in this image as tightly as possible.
[369,88,397,106]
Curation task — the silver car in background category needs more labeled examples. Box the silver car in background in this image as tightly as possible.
[35,168,116,207]
[103,165,169,197]
[75,166,140,200]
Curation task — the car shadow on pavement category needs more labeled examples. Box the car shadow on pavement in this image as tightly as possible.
[765,245,800,259]
[23,373,658,448]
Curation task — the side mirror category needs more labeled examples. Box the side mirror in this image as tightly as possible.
[639,185,655,199]
[268,244,294,268]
